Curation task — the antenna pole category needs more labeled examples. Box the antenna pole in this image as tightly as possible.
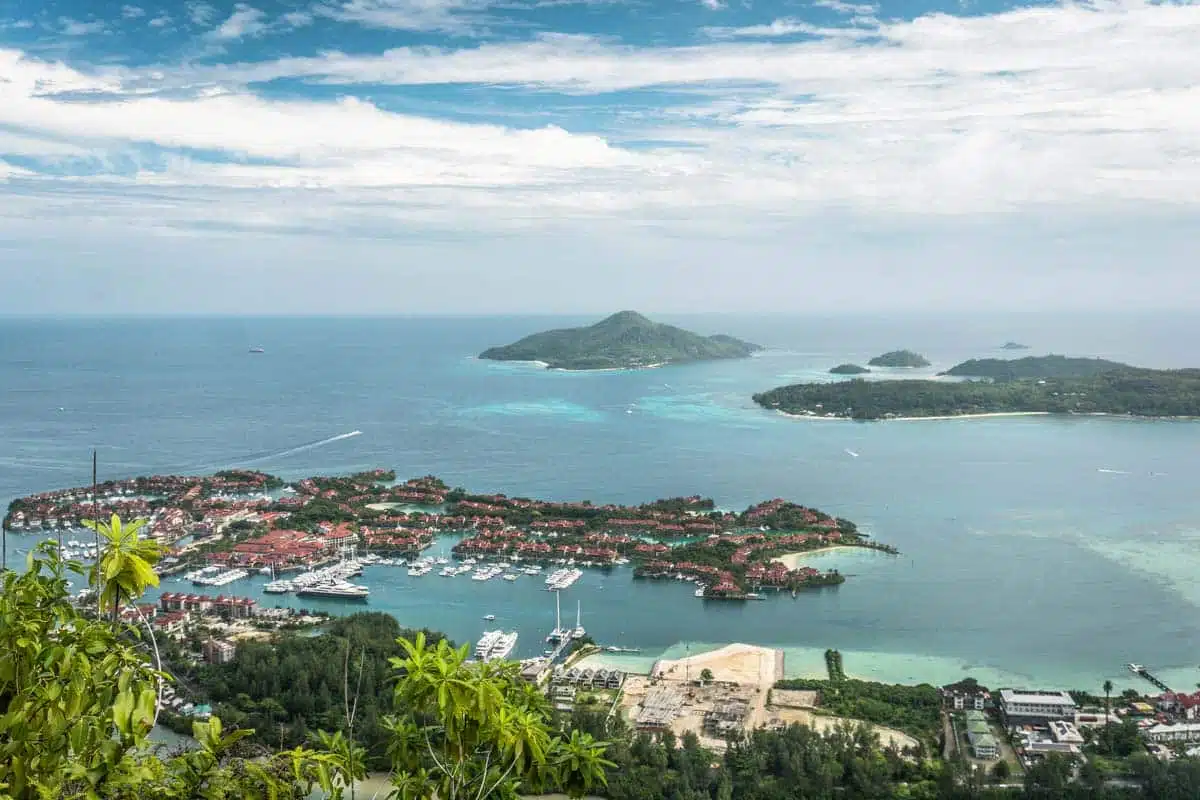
[93,450,101,616]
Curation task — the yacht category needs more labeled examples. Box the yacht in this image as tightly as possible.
[694,585,706,598]
[489,631,518,661]
[475,630,502,659]
[295,580,370,600]
[483,614,496,621]
[571,600,586,639]
[503,573,519,582]
[264,580,294,594]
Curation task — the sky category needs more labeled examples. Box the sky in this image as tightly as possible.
[0,0,1197,314]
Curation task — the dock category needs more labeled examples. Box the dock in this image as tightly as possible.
[1129,663,1173,694]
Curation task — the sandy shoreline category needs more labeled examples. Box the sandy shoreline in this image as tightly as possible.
[775,409,1051,422]
[771,545,868,569]
[650,642,783,686]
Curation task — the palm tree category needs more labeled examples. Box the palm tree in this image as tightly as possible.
[82,513,163,621]
[1103,679,1114,733]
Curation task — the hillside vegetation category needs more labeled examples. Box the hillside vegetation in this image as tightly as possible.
[479,311,761,370]
[755,356,1200,420]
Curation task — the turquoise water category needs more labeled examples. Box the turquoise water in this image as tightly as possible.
[3,313,1200,694]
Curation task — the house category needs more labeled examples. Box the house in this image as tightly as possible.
[964,710,998,759]
[1145,723,1200,744]
[998,689,1077,725]
[942,682,990,710]
[203,639,238,665]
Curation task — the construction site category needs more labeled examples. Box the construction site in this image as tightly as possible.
[615,643,919,752]
[618,643,783,750]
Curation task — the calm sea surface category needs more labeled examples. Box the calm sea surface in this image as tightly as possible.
[3,313,1199,693]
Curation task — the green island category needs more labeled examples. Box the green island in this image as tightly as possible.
[1001,341,1031,350]
[868,349,931,368]
[754,355,1200,420]
[829,363,871,375]
[478,310,761,371]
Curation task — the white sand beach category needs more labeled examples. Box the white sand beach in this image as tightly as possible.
[771,545,861,569]
[776,409,1051,422]
[651,642,782,687]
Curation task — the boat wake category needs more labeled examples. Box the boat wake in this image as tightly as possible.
[254,431,363,462]
[1097,468,1130,475]
[844,449,860,458]
[191,431,364,471]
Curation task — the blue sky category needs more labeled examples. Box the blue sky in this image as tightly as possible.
[1,0,1198,313]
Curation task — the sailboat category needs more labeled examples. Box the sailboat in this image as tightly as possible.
[546,591,568,643]
[572,599,586,639]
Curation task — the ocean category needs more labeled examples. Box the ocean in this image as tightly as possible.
[3,312,1200,694]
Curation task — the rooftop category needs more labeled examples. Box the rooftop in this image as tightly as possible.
[999,689,1076,707]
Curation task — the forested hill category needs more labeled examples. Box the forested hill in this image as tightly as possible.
[753,367,1200,420]
[940,355,1132,380]
[479,311,762,370]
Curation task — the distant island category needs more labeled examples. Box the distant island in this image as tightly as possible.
[939,355,1129,380]
[753,355,1200,420]
[478,311,762,371]
[1000,341,1031,350]
[867,350,930,368]
[829,363,870,375]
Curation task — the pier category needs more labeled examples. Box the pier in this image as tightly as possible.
[1128,663,1173,694]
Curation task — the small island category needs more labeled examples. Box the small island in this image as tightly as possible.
[479,311,761,371]
[829,363,870,375]
[1000,341,1031,350]
[867,350,930,368]
[754,355,1200,420]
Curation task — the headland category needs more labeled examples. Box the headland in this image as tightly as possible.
[478,311,761,371]
[4,470,895,603]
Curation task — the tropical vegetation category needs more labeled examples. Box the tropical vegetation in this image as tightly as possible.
[830,363,871,375]
[868,350,931,368]
[754,366,1200,420]
[479,311,761,370]
[939,355,1130,379]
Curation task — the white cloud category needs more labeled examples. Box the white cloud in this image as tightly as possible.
[148,13,173,28]
[58,17,108,36]
[2,0,1200,248]
[187,2,218,25]
[121,5,146,19]
[813,0,877,15]
[703,18,823,38]
[282,11,315,27]
[699,0,726,10]
[208,4,268,39]
[320,0,498,34]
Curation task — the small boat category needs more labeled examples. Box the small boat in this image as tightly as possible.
[249,346,265,353]
[483,614,496,621]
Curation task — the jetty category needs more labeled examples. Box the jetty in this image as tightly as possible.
[1128,663,1173,694]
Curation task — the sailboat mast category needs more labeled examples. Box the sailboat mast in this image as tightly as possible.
[555,590,561,632]
[576,599,581,628]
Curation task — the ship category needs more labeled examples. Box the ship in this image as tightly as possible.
[545,591,570,643]
[263,580,294,594]
[474,629,518,661]
[295,580,370,600]
[249,346,265,353]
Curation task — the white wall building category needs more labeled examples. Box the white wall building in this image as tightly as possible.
[998,689,1077,724]
[1145,723,1200,744]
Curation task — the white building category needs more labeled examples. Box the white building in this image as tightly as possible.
[1145,723,1200,744]
[1048,720,1084,744]
[998,689,1077,724]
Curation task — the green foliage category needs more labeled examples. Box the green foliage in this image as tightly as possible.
[1092,719,1144,758]
[868,350,931,368]
[776,677,941,744]
[941,355,1130,379]
[754,366,1200,420]
[699,668,714,683]
[830,363,871,375]
[384,632,614,799]
[0,541,352,799]
[478,311,761,370]
[83,512,164,620]
[187,613,443,767]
